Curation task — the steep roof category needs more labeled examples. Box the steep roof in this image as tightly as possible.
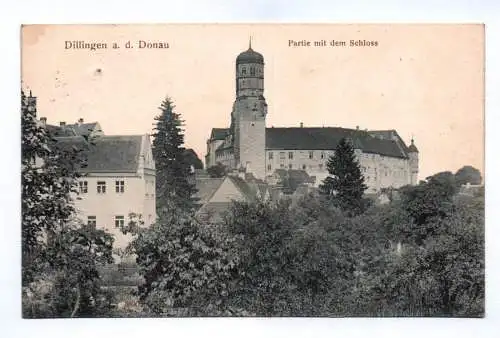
[194,177,225,204]
[53,135,143,173]
[236,47,264,65]
[266,127,408,159]
[210,128,229,141]
[408,139,419,153]
[228,175,256,200]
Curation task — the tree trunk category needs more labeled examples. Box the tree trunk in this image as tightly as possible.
[70,287,81,318]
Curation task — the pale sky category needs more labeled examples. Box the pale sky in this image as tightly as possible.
[22,24,484,180]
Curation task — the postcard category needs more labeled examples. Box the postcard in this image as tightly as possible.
[21,24,484,318]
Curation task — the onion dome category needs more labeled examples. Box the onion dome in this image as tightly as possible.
[236,38,264,65]
[408,138,419,153]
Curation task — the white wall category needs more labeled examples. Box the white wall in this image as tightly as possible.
[265,149,412,191]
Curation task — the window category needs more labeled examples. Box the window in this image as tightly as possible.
[320,152,325,159]
[87,216,96,227]
[241,67,246,75]
[267,164,272,171]
[115,180,125,193]
[115,215,125,228]
[288,163,293,169]
[250,66,255,75]
[319,163,323,170]
[79,181,88,194]
[268,152,273,160]
[280,163,285,168]
[97,181,106,194]
[309,151,314,159]
[279,152,285,160]
[288,152,294,159]
[302,164,306,170]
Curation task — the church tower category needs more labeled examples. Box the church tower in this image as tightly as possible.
[231,39,268,179]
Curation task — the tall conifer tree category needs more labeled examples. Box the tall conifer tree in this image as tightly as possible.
[320,137,367,215]
[152,97,198,214]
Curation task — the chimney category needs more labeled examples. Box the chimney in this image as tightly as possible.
[78,118,84,124]
[60,121,66,127]
[40,117,47,126]
[300,122,303,128]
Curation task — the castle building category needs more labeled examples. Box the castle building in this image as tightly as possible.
[205,41,420,192]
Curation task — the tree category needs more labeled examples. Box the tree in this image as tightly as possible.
[125,206,240,316]
[455,165,482,186]
[183,148,203,170]
[319,138,367,215]
[379,196,484,316]
[207,162,227,178]
[21,89,114,318]
[152,97,198,214]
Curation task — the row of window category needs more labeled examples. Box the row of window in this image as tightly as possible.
[87,215,125,228]
[267,163,325,171]
[79,180,125,194]
[268,151,326,160]
[241,66,259,76]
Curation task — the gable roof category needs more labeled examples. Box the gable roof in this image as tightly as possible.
[53,135,143,173]
[194,177,225,205]
[210,128,229,141]
[265,127,408,159]
[228,175,256,200]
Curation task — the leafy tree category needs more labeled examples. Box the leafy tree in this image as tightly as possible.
[380,197,484,316]
[207,162,227,178]
[319,137,367,215]
[125,205,240,316]
[396,171,458,245]
[224,199,299,315]
[21,89,114,318]
[152,97,198,214]
[455,165,482,186]
[183,148,203,170]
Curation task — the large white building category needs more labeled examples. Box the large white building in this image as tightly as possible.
[205,42,419,192]
[39,117,156,250]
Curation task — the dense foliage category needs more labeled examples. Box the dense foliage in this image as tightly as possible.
[207,162,228,178]
[21,90,114,318]
[455,165,482,186]
[183,148,204,170]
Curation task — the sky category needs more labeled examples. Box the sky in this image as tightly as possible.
[22,24,484,180]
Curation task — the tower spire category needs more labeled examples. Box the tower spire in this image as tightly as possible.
[249,36,252,50]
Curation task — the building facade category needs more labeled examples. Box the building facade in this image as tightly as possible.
[205,42,419,192]
[38,115,156,250]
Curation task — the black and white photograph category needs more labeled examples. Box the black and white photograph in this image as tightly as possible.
[20,23,484,319]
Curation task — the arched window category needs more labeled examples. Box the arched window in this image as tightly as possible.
[241,67,246,75]
[250,66,255,75]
